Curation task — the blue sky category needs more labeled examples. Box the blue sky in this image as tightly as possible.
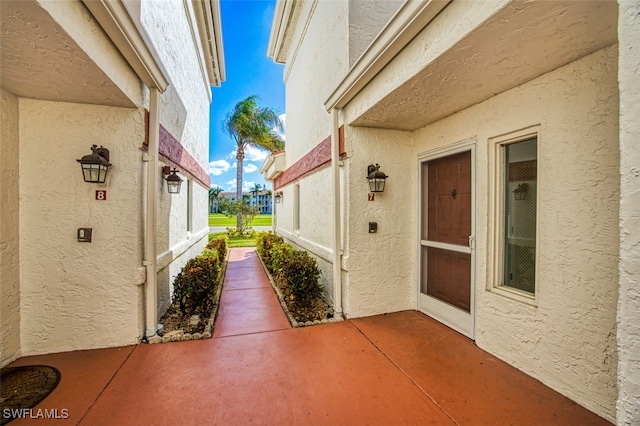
[208,0,285,193]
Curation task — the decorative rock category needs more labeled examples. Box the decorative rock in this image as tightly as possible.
[202,331,212,339]
[192,332,202,340]
[181,334,192,341]
[189,315,200,326]
[161,335,172,344]
[148,336,162,344]
[165,330,184,338]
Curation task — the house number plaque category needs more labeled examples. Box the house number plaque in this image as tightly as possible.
[95,190,107,200]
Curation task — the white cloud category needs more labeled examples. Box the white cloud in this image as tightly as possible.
[274,113,286,142]
[225,178,237,191]
[225,179,258,193]
[228,145,269,162]
[210,183,223,189]
[208,159,231,176]
[244,163,258,173]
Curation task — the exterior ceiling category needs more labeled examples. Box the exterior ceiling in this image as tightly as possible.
[350,0,618,131]
[0,0,135,107]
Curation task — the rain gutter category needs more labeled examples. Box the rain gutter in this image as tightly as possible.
[331,109,343,316]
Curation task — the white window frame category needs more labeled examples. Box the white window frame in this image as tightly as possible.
[488,125,540,306]
[186,178,192,234]
[293,182,300,233]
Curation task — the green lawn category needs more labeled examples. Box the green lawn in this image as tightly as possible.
[208,213,272,227]
[208,232,257,248]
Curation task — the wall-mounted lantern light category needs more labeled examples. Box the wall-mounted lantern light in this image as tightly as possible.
[77,145,111,183]
[274,191,283,203]
[163,166,183,194]
[367,164,388,193]
[513,183,529,201]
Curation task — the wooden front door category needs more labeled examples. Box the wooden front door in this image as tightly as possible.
[419,149,474,338]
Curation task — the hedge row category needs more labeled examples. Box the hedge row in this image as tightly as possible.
[256,232,322,301]
[172,235,228,316]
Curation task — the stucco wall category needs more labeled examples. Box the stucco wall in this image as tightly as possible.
[141,0,213,312]
[276,0,351,296]
[410,46,619,421]
[19,99,145,355]
[285,0,348,162]
[343,127,415,318]
[348,0,403,67]
[1,88,21,367]
[617,2,640,423]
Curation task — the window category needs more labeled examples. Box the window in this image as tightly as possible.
[502,138,537,294]
[490,127,538,302]
[293,183,300,232]
[186,179,192,233]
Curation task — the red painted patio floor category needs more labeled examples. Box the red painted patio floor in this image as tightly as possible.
[5,248,610,425]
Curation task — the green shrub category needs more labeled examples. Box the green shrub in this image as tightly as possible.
[271,244,322,300]
[206,235,228,261]
[226,227,256,238]
[172,255,221,316]
[256,232,284,271]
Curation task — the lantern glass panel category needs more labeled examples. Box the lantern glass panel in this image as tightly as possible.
[167,181,182,194]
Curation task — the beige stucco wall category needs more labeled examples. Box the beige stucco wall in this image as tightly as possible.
[342,127,415,318]
[141,0,213,313]
[1,88,21,367]
[348,0,403,67]
[19,99,145,356]
[275,0,350,299]
[617,2,640,423]
[409,46,619,421]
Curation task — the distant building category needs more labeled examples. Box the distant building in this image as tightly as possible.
[217,190,273,214]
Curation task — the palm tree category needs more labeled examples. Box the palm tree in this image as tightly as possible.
[224,95,284,227]
[209,186,222,213]
[250,183,262,204]
[265,189,273,213]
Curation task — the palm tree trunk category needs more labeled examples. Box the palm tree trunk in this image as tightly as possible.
[236,148,244,229]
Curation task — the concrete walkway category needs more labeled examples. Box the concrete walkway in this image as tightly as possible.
[5,248,610,425]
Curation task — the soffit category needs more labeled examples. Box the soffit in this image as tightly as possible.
[0,0,136,107]
[268,0,305,64]
[348,0,618,131]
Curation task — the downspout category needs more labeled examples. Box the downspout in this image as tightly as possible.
[331,108,343,316]
[144,88,160,338]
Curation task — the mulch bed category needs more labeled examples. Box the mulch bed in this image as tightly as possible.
[149,254,227,344]
[256,254,342,327]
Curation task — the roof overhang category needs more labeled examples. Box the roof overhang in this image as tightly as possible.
[1,0,141,107]
[260,151,286,181]
[267,0,306,64]
[82,0,169,92]
[324,0,451,112]
[192,0,226,87]
[329,0,618,131]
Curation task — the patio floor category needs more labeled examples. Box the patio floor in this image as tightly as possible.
[5,248,610,425]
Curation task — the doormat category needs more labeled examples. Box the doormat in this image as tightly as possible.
[0,365,61,425]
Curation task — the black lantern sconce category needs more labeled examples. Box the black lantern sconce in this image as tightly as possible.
[77,145,111,183]
[163,166,183,194]
[274,191,283,203]
[367,164,388,193]
[513,183,529,201]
